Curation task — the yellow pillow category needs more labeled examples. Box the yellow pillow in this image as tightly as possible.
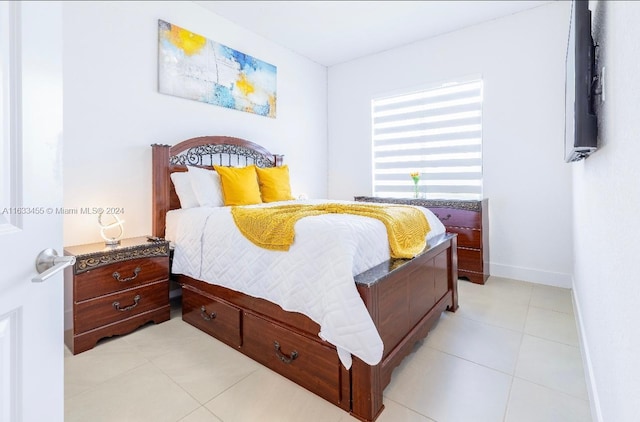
[213,165,263,206]
[256,165,295,203]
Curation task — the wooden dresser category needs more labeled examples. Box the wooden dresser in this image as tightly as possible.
[355,197,489,284]
[64,236,171,354]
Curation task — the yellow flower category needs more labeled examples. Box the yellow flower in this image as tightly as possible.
[410,172,420,198]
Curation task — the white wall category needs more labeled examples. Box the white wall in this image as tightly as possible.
[328,2,573,287]
[62,1,327,246]
[572,2,640,420]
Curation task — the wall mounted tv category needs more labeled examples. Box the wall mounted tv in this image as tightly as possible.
[564,0,598,163]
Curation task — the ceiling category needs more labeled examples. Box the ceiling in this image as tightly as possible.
[196,1,553,67]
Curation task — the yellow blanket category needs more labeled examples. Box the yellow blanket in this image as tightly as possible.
[230,203,430,259]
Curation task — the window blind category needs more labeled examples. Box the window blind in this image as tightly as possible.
[372,79,483,200]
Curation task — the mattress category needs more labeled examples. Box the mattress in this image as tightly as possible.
[166,199,445,368]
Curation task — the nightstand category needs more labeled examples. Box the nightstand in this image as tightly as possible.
[354,196,489,284]
[64,236,171,354]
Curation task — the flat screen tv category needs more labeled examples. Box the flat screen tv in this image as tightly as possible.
[564,0,598,162]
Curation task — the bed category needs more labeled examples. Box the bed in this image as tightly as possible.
[151,136,458,422]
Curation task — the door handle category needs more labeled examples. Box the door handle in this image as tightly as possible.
[32,248,76,283]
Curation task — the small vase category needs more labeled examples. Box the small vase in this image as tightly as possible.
[413,184,419,199]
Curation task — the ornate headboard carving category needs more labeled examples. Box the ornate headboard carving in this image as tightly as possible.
[151,136,283,238]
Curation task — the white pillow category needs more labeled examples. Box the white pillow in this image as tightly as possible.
[170,172,199,209]
[187,165,224,207]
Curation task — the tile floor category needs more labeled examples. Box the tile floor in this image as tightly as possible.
[64,277,592,422]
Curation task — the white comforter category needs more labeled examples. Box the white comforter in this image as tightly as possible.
[167,199,445,369]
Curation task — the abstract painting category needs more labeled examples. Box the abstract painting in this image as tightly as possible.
[158,20,277,118]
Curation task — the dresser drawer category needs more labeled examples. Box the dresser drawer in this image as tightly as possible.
[429,207,480,229]
[74,280,169,334]
[445,226,481,248]
[74,257,169,301]
[242,312,342,404]
[458,247,484,274]
[182,286,241,348]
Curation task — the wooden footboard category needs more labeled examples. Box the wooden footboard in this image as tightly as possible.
[352,233,458,420]
[175,233,457,422]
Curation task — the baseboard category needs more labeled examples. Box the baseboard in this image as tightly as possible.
[489,263,572,288]
[571,280,603,422]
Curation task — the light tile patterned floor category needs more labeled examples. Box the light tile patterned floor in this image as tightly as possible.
[64,277,592,422]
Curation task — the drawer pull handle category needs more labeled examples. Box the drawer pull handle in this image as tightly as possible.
[112,294,141,312]
[274,341,298,364]
[436,213,452,221]
[200,306,217,321]
[112,267,141,283]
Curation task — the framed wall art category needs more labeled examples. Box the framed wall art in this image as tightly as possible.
[158,19,277,118]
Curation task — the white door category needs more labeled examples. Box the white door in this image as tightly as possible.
[0,2,64,421]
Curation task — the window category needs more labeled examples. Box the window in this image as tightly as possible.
[372,79,483,200]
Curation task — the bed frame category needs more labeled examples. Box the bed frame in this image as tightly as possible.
[151,136,458,422]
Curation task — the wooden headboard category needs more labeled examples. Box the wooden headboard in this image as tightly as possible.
[151,136,283,238]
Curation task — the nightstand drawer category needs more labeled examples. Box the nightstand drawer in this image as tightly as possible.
[429,207,480,229]
[445,227,481,248]
[458,247,484,274]
[74,257,169,301]
[74,280,169,334]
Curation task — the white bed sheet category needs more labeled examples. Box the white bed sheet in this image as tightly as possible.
[167,199,445,369]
